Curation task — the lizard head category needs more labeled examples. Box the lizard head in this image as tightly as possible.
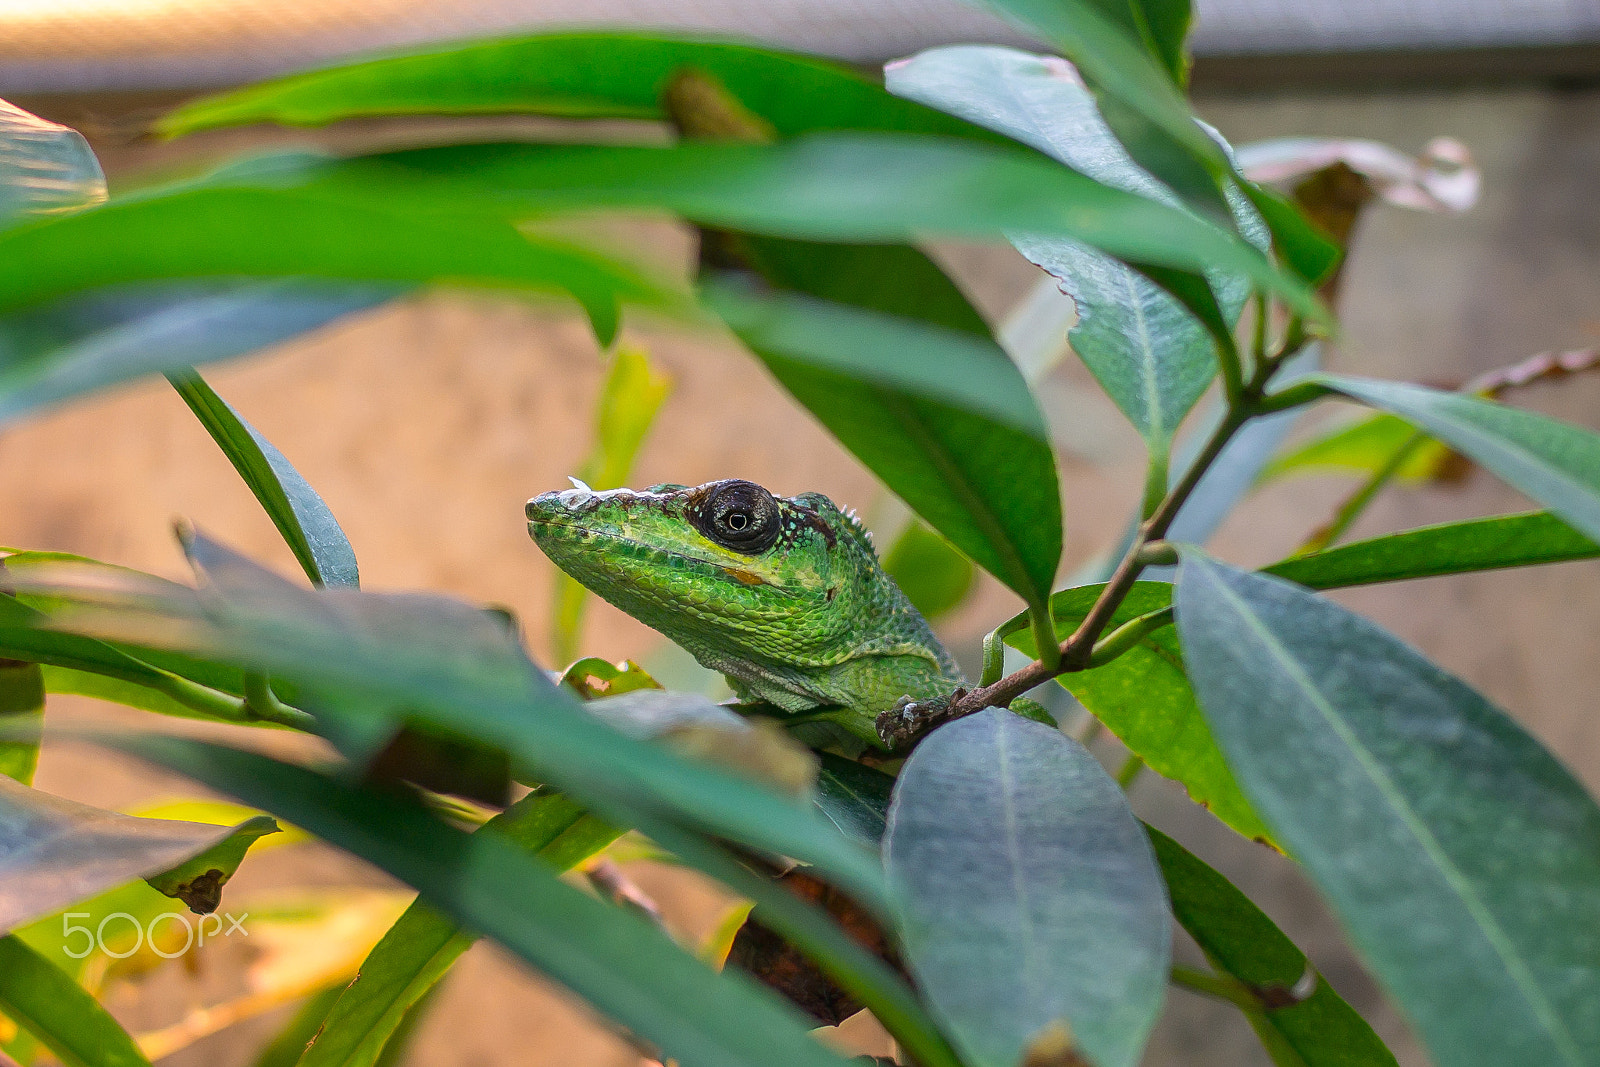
[525,478,878,664]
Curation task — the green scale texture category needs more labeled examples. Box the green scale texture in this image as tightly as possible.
[527,478,962,741]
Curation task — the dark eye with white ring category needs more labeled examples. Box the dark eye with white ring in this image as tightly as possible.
[693,481,782,554]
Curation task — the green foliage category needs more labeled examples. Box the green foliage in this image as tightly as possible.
[2,12,1599,1067]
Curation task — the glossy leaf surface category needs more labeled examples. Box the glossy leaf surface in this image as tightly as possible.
[157,32,998,141]
[707,274,1061,609]
[887,45,1255,446]
[0,99,105,224]
[0,934,151,1067]
[170,371,359,588]
[1148,827,1397,1066]
[1009,582,1271,845]
[1177,552,1600,1066]
[1259,411,1453,485]
[1267,511,1599,590]
[111,736,859,1067]
[301,791,616,1067]
[886,708,1169,1067]
[1320,375,1600,542]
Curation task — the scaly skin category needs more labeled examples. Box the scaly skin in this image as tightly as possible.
[525,478,963,744]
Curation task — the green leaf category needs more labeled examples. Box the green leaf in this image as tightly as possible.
[1319,375,1600,542]
[0,660,43,784]
[812,753,894,850]
[885,708,1169,1067]
[0,773,240,934]
[881,520,976,622]
[301,790,617,1067]
[0,281,396,427]
[1176,552,1600,1066]
[1260,411,1455,485]
[252,985,345,1067]
[156,32,999,140]
[708,276,1061,610]
[23,535,889,910]
[552,345,672,663]
[108,736,860,1067]
[168,370,359,588]
[1266,511,1599,590]
[0,99,105,225]
[1123,0,1194,87]
[1147,826,1398,1066]
[886,45,1259,447]
[1009,581,1273,846]
[0,175,676,347]
[0,934,152,1067]
[143,813,280,914]
[360,136,1316,315]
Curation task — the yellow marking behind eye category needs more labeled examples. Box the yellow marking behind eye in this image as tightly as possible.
[724,567,768,586]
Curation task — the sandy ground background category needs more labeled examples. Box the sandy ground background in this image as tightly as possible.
[3,80,1599,1065]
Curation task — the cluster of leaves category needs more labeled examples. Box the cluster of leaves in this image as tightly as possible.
[2,3,1600,1067]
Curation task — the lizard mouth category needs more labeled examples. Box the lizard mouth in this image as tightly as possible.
[527,516,787,592]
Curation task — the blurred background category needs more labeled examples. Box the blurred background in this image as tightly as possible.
[3,1,1600,1064]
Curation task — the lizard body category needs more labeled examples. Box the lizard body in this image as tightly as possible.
[526,478,963,744]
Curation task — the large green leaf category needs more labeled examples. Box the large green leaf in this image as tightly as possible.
[705,276,1060,606]
[1267,511,1599,589]
[0,935,151,1067]
[885,708,1169,1067]
[301,791,617,1067]
[168,370,359,588]
[353,137,1315,314]
[156,32,1001,140]
[106,736,859,1067]
[1319,375,1600,543]
[1009,582,1272,845]
[0,774,244,934]
[886,45,1253,447]
[0,660,42,784]
[0,281,396,427]
[1176,552,1600,1066]
[812,753,895,850]
[0,176,674,346]
[20,536,887,909]
[1147,826,1397,1066]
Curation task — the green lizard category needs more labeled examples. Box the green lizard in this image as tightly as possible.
[526,478,973,749]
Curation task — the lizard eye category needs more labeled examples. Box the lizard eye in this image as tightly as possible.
[693,480,782,554]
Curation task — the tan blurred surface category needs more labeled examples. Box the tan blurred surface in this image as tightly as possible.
[2,80,1600,1066]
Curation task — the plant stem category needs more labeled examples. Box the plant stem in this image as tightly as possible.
[1169,965,1266,1014]
[1116,754,1145,789]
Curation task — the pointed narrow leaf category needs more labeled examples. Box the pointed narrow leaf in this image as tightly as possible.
[0,181,674,346]
[169,370,359,588]
[708,277,1060,607]
[0,774,242,934]
[108,736,859,1067]
[1008,582,1272,845]
[0,660,42,784]
[0,280,396,426]
[301,791,616,1067]
[1177,552,1600,1066]
[363,136,1312,315]
[144,813,280,914]
[1147,826,1398,1066]
[886,708,1169,1067]
[156,32,1002,141]
[1320,374,1600,540]
[1267,511,1599,589]
[887,45,1254,446]
[0,934,152,1067]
